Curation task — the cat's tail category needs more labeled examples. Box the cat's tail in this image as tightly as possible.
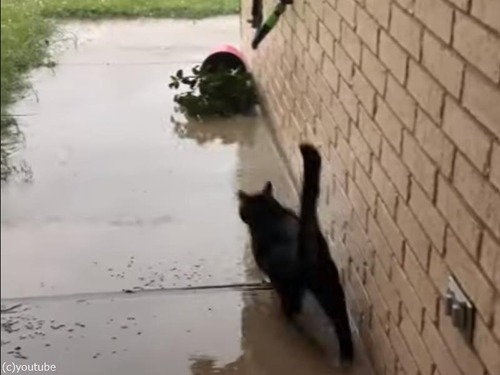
[299,143,322,232]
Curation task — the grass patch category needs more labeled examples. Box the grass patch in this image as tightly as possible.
[1,0,240,179]
[1,0,54,109]
[40,0,240,19]
[1,0,54,180]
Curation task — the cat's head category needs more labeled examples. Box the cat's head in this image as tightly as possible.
[237,181,276,225]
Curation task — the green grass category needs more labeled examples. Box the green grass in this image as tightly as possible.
[40,0,240,19]
[1,0,54,179]
[1,0,54,110]
[1,0,240,179]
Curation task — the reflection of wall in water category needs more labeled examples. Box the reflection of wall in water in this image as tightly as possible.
[189,291,333,375]
[171,115,258,147]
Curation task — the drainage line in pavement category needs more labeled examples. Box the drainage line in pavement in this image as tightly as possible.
[1,282,273,305]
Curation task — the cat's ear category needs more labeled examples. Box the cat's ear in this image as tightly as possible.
[237,190,249,201]
[262,181,273,197]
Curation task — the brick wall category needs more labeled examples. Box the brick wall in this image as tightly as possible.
[240,0,500,374]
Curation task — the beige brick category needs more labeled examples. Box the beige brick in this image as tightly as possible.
[397,199,431,268]
[292,32,306,66]
[407,59,444,123]
[375,97,403,153]
[479,230,500,292]
[494,300,500,342]
[415,109,454,178]
[396,0,416,9]
[389,323,419,375]
[295,17,309,48]
[428,247,449,293]
[381,140,410,200]
[447,0,469,10]
[321,102,337,141]
[422,32,464,98]
[472,0,500,34]
[307,0,328,17]
[318,21,334,59]
[304,4,319,40]
[348,175,369,227]
[341,22,362,65]
[316,71,334,105]
[373,257,401,320]
[409,181,446,253]
[402,132,436,196]
[350,122,372,173]
[445,229,495,322]
[356,6,378,53]
[308,34,323,69]
[352,68,376,115]
[359,106,382,157]
[454,12,500,82]
[331,94,351,138]
[308,0,324,19]
[368,214,393,274]
[323,2,341,39]
[291,0,305,16]
[443,97,490,172]
[436,176,481,256]
[322,54,340,92]
[371,312,398,372]
[474,316,500,375]
[438,298,487,375]
[330,144,348,190]
[392,262,424,328]
[376,197,405,263]
[400,308,434,375]
[337,0,356,27]
[355,158,377,208]
[301,93,316,121]
[365,0,391,29]
[404,248,439,320]
[335,42,355,83]
[361,46,387,94]
[390,4,422,59]
[454,153,500,239]
[386,75,416,131]
[415,0,453,44]
[463,69,500,140]
[366,272,390,327]
[291,63,306,95]
[306,77,322,114]
[339,78,359,120]
[337,131,356,176]
[491,142,500,191]
[372,159,398,216]
[422,316,462,375]
[379,31,408,84]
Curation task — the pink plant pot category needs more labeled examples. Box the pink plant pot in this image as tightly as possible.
[201,44,247,73]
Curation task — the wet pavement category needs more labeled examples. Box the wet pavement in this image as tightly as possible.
[1,17,373,374]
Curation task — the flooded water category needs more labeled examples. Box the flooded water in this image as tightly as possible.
[1,18,297,298]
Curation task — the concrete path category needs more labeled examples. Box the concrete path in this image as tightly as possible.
[1,17,372,374]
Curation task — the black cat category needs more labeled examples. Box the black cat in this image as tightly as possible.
[237,143,354,363]
[238,181,305,318]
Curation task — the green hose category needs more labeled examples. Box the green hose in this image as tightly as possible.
[251,3,286,50]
